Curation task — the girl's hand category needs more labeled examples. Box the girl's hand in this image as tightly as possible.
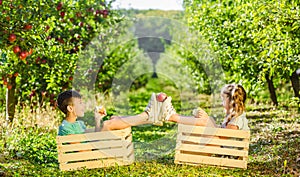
[193,108,209,119]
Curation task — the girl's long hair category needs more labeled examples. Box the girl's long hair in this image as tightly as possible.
[221,84,247,125]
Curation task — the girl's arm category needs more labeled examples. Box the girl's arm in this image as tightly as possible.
[226,124,239,130]
[168,114,217,127]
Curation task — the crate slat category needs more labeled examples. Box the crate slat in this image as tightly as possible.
[60,157,134,171]
[178,124,250,139]
[175,153,247,169]
[59,142,133,163]
[58,135,132,153]
[177,134,249,148]
[176,144,248,157]
[57,127,131,144]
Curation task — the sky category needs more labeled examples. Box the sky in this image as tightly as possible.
[111,0,184,10]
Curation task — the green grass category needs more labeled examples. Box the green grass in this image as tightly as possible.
[0,78,299,176]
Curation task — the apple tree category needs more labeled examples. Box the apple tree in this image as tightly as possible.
[183,0,300,105]
[0,0,126,123]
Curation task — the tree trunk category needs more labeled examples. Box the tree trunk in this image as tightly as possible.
[266,74,278,106]
[290,70,300,98]
[6,76,17,124]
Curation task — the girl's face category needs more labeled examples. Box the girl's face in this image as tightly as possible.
[221,94,231,113]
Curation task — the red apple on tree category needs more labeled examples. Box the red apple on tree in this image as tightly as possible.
[157,92,167,102]
[60,11,65,18]
[7,85,12,90]
[102,9,108,18]
[45,25,50,32]
[13,46,21,54]
[79,22,84,27]
[28,48,33,55]
[24,24,32,30]
[56,2,63,11]
[76,12,81,18]
[8,34,17,43]
[19,51,27,60]
[35,56,41,64]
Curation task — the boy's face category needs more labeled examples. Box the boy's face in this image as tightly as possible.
[70,98,85,117]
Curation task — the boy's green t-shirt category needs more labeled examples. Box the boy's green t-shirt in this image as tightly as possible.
[58,120,86,136]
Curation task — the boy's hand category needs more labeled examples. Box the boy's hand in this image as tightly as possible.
[94,106,106,132]
[95,106,106,120]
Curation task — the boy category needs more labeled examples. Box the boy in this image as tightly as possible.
[57,90,176,135]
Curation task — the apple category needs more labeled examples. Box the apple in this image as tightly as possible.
[24,24,32,30]
[60,11,65,18]
[76,12,81,18]
[157,92,167,102]
[69,76,73,81]
[57,2,62,11]
[13,46,21,54]
[7,85,12,90]
[28,48,33,55]
[0,0,2,5]
[79,22,84,27]
[102,10,108,18]
[41,59,47,64]
[102,9,108,15]
[45,25,50,32]
[14,72,19,77]
[8,34,16,43]
[19,51,27,60]
[96,106,105,114]
[36,56,41,64]
[73,46,79,52]
[3,80,8,85]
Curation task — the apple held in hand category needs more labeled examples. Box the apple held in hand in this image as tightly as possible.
[95,106,106,115]
[157,92,167,102]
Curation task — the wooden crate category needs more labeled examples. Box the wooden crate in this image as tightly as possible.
[174,124,250,169]
[57,127,134,171]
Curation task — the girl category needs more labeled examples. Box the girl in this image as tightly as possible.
[166,84,249,130]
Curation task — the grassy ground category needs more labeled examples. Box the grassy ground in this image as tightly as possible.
[0,79,299,176]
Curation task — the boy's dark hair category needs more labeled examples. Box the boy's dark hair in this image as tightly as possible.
[57,90,81,115]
